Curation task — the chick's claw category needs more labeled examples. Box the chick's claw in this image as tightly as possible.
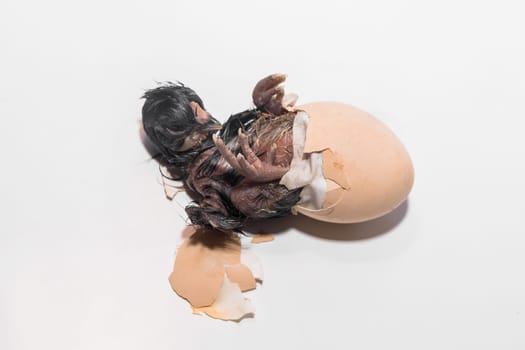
[238,129,259,164]
[213,134,242,171]
[213,132,289,183]
[237,152,289,183]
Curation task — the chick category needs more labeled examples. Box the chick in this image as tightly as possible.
[142,74,301,231]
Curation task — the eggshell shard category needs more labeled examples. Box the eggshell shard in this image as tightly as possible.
[240,249,264,282]
[250,234,275,244]
[192,274,255,321]
[295,102,414,223]
[169,228,265,320]
[225,264,256,291]
[169,242,224,307]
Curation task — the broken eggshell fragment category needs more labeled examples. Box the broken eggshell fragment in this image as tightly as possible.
[191,274,255,321]
[169,228,264,321]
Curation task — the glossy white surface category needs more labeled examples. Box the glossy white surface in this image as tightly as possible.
[2,0,525,349]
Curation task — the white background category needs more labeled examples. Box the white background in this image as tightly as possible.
[2,0,524,349]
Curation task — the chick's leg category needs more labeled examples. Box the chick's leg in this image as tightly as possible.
[252,74,288,115]
[213,130,289,183]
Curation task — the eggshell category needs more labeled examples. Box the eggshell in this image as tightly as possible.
[295,102,414,223]
[192,274,255,321]
[250,234,275,244]
[169,230,251,307]
[225,264,256,291]
[169,228,264,320]
[240,250,264,282]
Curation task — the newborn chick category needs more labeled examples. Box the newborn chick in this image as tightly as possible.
[142,75,301,231]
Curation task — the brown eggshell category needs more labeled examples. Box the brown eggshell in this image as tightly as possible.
[169,228,262,318]
[225,264,257,291]
[295,102,414,223]
[191,275,255,321]
[250,234,275,244]
[169,230,242,308]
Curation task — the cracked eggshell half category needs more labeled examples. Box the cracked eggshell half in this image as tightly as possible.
[295,102,414,223]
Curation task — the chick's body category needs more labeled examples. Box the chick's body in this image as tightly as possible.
[180,110,300,230]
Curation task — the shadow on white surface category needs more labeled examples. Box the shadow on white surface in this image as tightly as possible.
[245,200,409,241]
